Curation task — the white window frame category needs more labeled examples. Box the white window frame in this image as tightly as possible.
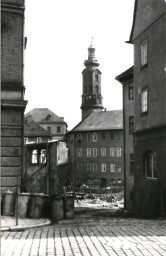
[87,148,91,157]
[101,164,106,172]
[93,133,97,142]
[141,88,148,113]
[110,164,115,172]
[110,148,115,157]
[141,39,148,66]
[93,163,97,173]
[93,148,97,157]
[77,148,82,157]
[145,151,157,179]
[116,148,121,157]
[24,138,29,144]
[101,148,106,157]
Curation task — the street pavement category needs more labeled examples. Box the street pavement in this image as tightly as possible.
[1,216,166,256]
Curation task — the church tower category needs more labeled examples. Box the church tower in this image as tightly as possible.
[81,41,104,120]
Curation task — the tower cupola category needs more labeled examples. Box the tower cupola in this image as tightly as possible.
[81,40,104,120]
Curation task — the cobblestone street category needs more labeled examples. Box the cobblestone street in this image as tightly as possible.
[1,217,166,256]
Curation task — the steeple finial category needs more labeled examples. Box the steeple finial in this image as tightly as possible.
[90,37,94,46]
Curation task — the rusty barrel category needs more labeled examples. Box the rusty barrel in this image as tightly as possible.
[51,196,64,221]
[3,191,16,216]
[64,196,74,219]
[17,193,30,218]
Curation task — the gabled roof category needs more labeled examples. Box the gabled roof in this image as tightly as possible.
[128,0,166,43]
[25,108,67,125]
[70,110,123,132]
[24,119,52,137]
[115,66,134,82]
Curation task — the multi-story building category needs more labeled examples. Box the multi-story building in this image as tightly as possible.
[116,67,134,213]
[1,0,27,193]
[117,0,166,218]
[25,108,68,141]
[67,43,124,191]
[68,110,123,190]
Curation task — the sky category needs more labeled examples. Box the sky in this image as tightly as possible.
[24,0,134,130]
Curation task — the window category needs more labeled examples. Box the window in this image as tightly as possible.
[117,132,120,140]
[87,148,91,157]
[32,149,38,164]
[93,133,97,141]
[101,164,106,172]
[141,88,148,113]
[47,126,51,132]
[117,166,121,173]
[117,179,122,184]
[36,137,42,143]
[129,82,134,100]
[144,151,156,179]
[77,148,82,157]
[110,148,115,157]
[46,115,52,121]
[24,138,28,144]
[110,132,114,140]
[93,148,97,157]
[77,134,82,142]
[129,116,134,134]
[116,148,121,157]
[87,133,91,141]
[95,74,98,81]
[102,133,105,141]
[77,163,82,172]
[141,40,148,66]
[110,164,115,172]
[95,85,99,93]
[57,126,61,133]
[101,148,106,157]
[39,149,46,164]
[130,154,134,176]
[87,163,91,172]
[93,163,97,173]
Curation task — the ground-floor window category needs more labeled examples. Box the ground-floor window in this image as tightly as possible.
[144,151,157,179]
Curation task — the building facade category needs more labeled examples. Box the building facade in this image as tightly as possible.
[68,110,124,190]
[117,0,166,218]
[81,42,104,120]
[25,108,68,141]
[1,0,27,193]
[116,67,134,213]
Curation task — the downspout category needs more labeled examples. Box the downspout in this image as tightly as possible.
[123,83,127,211]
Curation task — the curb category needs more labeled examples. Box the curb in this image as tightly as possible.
[1,219,51,232]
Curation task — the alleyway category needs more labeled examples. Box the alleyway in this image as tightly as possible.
[1,217,166,256]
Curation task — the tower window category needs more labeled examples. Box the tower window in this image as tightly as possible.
[95,85,99,93]
[95,74,99,81]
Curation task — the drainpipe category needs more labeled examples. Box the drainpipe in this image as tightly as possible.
[123,83,127,211]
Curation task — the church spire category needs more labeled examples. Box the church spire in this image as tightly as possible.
[81,41,104,120]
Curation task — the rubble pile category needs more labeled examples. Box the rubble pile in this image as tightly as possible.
[75,192,124,210]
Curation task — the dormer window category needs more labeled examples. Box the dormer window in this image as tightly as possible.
[46,115,52,121]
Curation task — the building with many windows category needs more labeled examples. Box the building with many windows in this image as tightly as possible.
[67,110,124,190]
[116,67,134,213]
[116,0,166,218]
[25,108,68,141]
